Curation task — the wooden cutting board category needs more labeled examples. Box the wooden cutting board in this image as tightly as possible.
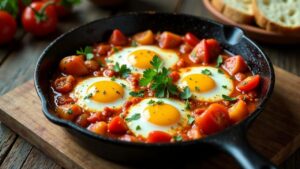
[0,66,299,169]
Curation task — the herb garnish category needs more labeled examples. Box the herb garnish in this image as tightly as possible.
[180,87,192,100]
[222,85,227,89]
[129,90,145,97]
[131,40,138,47]
[125,113,141,122]
[136,125,141,130]
[218,69,224,74]
[173,135,183,142]
[216,55,223,67]
[187,114,195,125]
[222,95,237,101]
[113,62,131,78]
[147,100,164,105]
[201,69,212,76]
[84,93,93,99]
[139,56,178,98]
[76,46,94,60]
[67,109,73,115]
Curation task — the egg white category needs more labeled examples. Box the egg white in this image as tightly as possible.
[126,98,191,138]
[107,46,179,74]
[73,77,132,112]
[177,66,234,102]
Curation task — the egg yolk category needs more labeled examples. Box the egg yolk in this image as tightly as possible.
[128,49,158,69]
[144,103,180,126]
[87,81,124,103]
[182,74,216,93]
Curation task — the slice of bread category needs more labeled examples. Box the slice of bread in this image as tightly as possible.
[253,0,300,34]
[211,0,254,24]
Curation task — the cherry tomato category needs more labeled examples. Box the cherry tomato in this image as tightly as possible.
[94,43,111,56]
[88,121,108,135]
[84,60,100,72]
[158,31,182,49]
[133,30,154,45]
[22,2,58,36]
[76,114,89,127]
[184,32,200,46]
[59,55,89,76]
[169,71,180,82]
[146,131,172,143]
[87,112,102,123]
[0,11,17,45]
[222,55,247,75]
[189,39,208,64]
[56,104,82,121]
[228,100,249,123]
[195,103,230,135]
[109,29,128,46]
[108,116,128,134]
[53,75,75,93]
[237,75,260,92]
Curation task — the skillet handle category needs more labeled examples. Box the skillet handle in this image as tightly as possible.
[212,126,279,169]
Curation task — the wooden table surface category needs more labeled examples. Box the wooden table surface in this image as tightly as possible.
[0,0,299,169]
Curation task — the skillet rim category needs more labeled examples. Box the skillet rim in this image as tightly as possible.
[34,11,275,147]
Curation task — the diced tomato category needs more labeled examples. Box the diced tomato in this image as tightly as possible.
[184,32,200,46]
[146,131,172,143]
[120,134,139,142]
[234,72,246,82]
[56,95,75,105]
[222,55,247,75]
[179,43,193,54]
[187,125,203,139]
[108,116,128,134]
[206,39,221,59]
[56,104,82,121]
[59,55,89,76]
[195,103,230,135]
[94,44,111,56]
[189,39,208,64]
[228,100,249,123]
[84,60,100,72]
[109,29,128,46]
[169,71,180,82]
[176,58,186,68]
[88,121,107,135]
[133,30,154,45]
[76,114,89,127]
[127,74,140,89]
[237,75,260,92]
[87,112,102,123]
[158,31,182,49]
[102,107,114,119]
[53,75,76,93]
[103,69,115,77]
[193,108,206,116]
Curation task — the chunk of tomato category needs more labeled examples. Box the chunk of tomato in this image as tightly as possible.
[59,55,89,76]
[53,75,76,93]
[158,31,182,49]
[228,100,249,123]
[184,32,200,46]
[56,104,82,121]
[108,116,128,134]
[109,29,128,46]
[133,30,154,45]
[195,103,230,135]
[206,39,221,59]
[222,55,247,75]
[237,75,260,92]
[146,131,172,143]
[189,39,209,64]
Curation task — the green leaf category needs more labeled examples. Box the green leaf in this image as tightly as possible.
[84,93,92,99]
[125,113,141,122]
[218,69,224,74]
[113,63,131,78]
[222,85,227,89]
[0,0,18,17]
[150,55,163,71]
[129,90,144,97]
[185,100,191,110]
[187,114,195,125]
[180,87,192,100]
[201,69,212,76]
[173,135,183,142]
[139,69,156,86]
[67,109,73,115]
[86,53,94,60]
[76,46,94,60]
[60,0,81,7]
[216,55,223,67]
[222,95,237,101]
[136,125,141,130]
[147,100,164,105]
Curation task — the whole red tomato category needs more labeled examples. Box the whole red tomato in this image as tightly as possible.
[0,10,17,45]
[42,0,79,17]
[22,1,58,36]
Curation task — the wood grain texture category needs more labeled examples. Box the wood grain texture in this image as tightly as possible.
[0,124,17,164]
[21,149,62,169]
[0,66,299,169]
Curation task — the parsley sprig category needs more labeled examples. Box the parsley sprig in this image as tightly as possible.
[76,46,94,60]
[125,113,141,122]
[222,95,237,101]
[180,87,192,110]
[129,90,144,97]
[139,56,178,98]
[113,62,131,78]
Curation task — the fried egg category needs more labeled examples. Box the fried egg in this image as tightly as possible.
[107,46,179,74]
[73,77,131,112]
[126,98,190,138]
[177,66,234,102]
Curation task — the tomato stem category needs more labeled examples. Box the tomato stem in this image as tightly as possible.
[30,1,55,23]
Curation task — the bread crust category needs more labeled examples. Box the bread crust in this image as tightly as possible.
[252,0,300,34]
[211,0,254,24]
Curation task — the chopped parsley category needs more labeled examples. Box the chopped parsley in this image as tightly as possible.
[129,90,144,97]
[187,114,195,125]
[218,69,224,74]
[84,93,93,99]
[180,87,192,100]
[121,83,126,88]
[76,46,94,60]
[173,135,183,142]
[147,99,164,105]
[185,100,191,110]
[139,56,178,98]
[201,69,212,76]
[216,55,223,67]
[131,40,138,47]
[222,95,237,101]
[125,113,141,122]
[113,62,131,78]
[222,85,227,89]
[112,47,119,52]
[67,109,73,115]
[136,125,141,130]
[111,76,116,81]
[195,86,200,92]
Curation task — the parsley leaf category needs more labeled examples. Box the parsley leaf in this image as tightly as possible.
[173,135,183,142]
[147,100,164,105]
[139,69,156,86]
[180,87,192,100]
[125,113,141,122]
[151,55,163,71]
[187,114,195,125]
[222,95,237,101]
[201,69,212,76]
[76,46,94,60]
[60,0,81,7]
[185,100,191,110]
[67,109,73,115]
[113,62,131,78]
[129,90,144,97]
[84,93,92,99]
[0,0,18,17]
[222,85,227,89]
[218,69,224,74]
[216,55,223,67]
[136,125,141,130]
[131,40,138,47]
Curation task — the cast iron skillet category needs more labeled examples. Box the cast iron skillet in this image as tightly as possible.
[34,12,276,169]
